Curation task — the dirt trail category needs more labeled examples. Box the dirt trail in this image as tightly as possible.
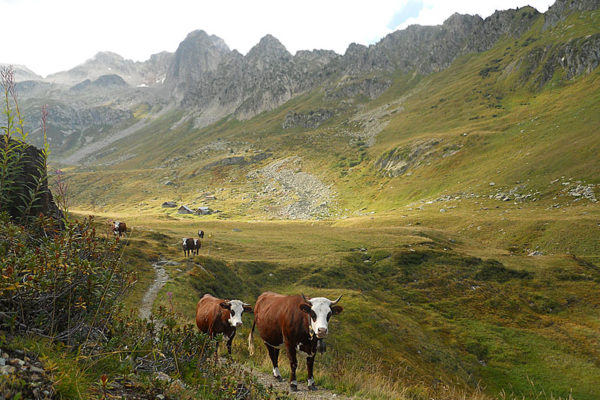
[138,260,173,320]
[241,364,354,399]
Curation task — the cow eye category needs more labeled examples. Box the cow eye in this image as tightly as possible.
[311,311,317,321]
[230,310,235,317]
[327,311,332,321]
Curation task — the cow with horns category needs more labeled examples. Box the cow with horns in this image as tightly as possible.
[196,294,253,355]
[113,221,127,237]
[248,292,343,391]
[182,238,195,257]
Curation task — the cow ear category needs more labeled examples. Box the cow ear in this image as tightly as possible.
[331,305,343,315]
[219,302,231,310]
[299,304,312,314]
[243,305,254,313]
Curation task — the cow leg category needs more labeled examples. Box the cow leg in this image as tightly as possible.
[226,331,236,355]
[307,355,317,390]
[286,344,298,391]
[266,346,282,382]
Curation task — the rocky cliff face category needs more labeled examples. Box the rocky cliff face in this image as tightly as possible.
[352,7,540,76]
[543,0,600,29]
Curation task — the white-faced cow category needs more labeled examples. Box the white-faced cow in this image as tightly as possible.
[182,238,195,257]
[198,230,204,239]
[193,238,201,255]
[113,221,127,237]
[248,292,343,391]
[195,294,253,355]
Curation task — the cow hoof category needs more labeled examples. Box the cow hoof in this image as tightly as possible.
[274,375,283,382]
[290,383,298,392]
[308,384,318,391]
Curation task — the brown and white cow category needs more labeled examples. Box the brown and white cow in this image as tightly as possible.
[248,292,343,391]
[182,238,195,257]
[195,294,253,355]
[193,238,201,255]
[113,221,127,237]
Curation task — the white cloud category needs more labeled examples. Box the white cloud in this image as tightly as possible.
[0,0,555,77]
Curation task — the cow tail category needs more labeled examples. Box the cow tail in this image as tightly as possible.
[248,320,256,356]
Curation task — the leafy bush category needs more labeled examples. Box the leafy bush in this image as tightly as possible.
[0,213,133,343]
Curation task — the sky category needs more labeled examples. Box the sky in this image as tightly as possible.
[1,0,555,77]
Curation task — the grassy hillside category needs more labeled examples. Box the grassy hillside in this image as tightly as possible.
[55,8,600,400]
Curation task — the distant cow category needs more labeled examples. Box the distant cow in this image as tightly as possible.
[182,238,195,257]
[198,230,204,239]
[196,294,253,355]
[113,221,127,237]
[248,292,343,391]
[193,238,201,255]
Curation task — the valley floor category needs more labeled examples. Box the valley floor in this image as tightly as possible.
[87,193,599,400]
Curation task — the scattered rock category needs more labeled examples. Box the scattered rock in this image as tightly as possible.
[154,372,172,383]
[0,347,55,399]
[568,184,597,202]
[282,109,334,129]
[528,251,543,257]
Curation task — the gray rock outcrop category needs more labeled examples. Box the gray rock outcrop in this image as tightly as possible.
[0,135,62,222]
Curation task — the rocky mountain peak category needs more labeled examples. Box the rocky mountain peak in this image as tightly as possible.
[166,30,231,86]
[92,51,125,63]
[0,64,42,82]
[247,34,291,62]
[182,30,230,52]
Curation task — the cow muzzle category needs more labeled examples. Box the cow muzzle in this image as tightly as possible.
[235,322,242,328]
[316,328,328,338]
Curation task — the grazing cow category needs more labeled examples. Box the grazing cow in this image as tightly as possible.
[248,292,343,391]
[182,237,195,257]
[198,230,204,239]
[195,294,253,355]
[113,221,127,237]
[193,238,201,255]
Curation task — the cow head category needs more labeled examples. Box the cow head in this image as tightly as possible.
[220,299,253,328]
[300,294,343,339]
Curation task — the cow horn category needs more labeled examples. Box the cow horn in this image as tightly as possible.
[301,293,312,306]
[330,295,342,305]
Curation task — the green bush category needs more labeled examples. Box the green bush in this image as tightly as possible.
[0,213,132,343]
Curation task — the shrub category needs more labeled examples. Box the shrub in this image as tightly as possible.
[0,213,133,343]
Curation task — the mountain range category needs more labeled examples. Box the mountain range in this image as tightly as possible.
[6,0,598,168]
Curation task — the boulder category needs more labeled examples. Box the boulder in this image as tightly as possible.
[0,135,62,223]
